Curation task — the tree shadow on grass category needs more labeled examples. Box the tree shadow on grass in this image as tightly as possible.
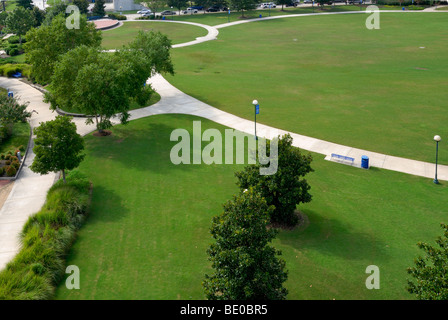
[84,115,249,175]
[85,184,130,225]
[277,209,390,262]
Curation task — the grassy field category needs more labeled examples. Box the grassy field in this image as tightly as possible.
[101,21,208,50]
[54,114,447,300]
[166,13,448,164]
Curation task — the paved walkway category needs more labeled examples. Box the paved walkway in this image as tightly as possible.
[1,10,447,271]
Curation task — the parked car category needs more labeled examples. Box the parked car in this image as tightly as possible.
[161,10,176,15]
[183,7,198,14]
[190,5,204,10]
[285,0,300,6]
[261,2,276,8]
[142,12,155,17]
[206,6,220,12]
[137,9,152,14]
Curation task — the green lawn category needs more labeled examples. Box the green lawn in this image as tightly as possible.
[166,13,448,165]
[54,114,447,300]
[101,21,208,50]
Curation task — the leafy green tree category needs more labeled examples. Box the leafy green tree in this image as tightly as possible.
[235,134,313,227]
[30,116,85,184]
[167,0,188,14]
[0,95,31,137]
[45,31,174,133]
[92,0,106,16]
[16,0,34,9]
[5,7,35,45]
[24,13,101,84]
[42,1,68,26]
[73,0,90,15]
[407,223,448,300]
[229,0,257,16]
[31,6,46,27]
[203,188,288,300]
[0,11,8,33]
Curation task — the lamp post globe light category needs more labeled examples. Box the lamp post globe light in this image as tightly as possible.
[434,135,441,184]
[252,100,258,140]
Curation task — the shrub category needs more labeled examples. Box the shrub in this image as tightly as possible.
[135,85,154,106]
[11,160,20,170]
[108,13,127,20]
[8,48,19,56]
[0,167,4,176]
[0,64,32,78]
[0,171,91,299]
[7,35,26,44]
[5,165,16,177]
[0,154,5,160]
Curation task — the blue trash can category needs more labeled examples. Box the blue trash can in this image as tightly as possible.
[361,155,369,169]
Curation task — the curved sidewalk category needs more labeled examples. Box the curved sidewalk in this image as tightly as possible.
[138,74,448,181]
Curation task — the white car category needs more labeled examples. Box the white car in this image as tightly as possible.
[183,7,198,14]
[261,2,276,8]
[137,9,152,14]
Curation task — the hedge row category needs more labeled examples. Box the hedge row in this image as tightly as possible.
[107,13,127,20]
[0,64,31,78]
[0,171,91,299]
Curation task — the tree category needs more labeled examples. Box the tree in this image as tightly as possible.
[73,0,90,15]
[235,134,313,227]
[92,0,106,16]
[5,7,35,45]
[167,0,188,14]
[30,116,85,184]
[45,31,174,133]
[275,0,290,10]
[31,6,46,27]
[0,95,31,138]
[24,13,101,84]
[16,0,34,9]
[229,0,258,17]
[203,188,288,300]
[0,11,8,34]
[407,223,448,300]
[42,1,68,26]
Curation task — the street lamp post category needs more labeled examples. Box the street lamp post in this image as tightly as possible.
[252,100,259,140]
[434,135,441,184]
